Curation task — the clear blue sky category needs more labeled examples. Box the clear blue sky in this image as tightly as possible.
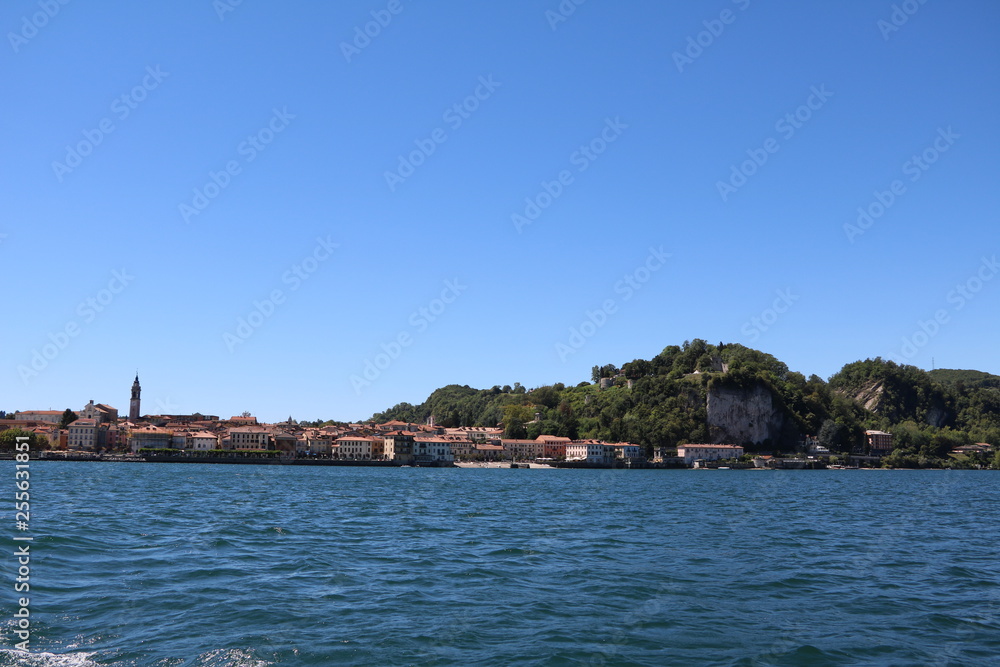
[2,1,998,423]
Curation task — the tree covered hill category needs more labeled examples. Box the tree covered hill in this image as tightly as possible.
[370,340,998,461]
[927,368,1000,389]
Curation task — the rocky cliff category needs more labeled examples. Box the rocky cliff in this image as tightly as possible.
[706,381,787,446]
[838,380,950,427]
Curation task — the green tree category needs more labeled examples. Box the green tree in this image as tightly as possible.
[0,428,40,451]
[59,409,78,429]
[818,419,849,452]
[504,418,528,439]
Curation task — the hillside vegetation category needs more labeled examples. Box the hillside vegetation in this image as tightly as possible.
[371,340,1000,466]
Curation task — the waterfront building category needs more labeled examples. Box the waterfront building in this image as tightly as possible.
[67,418,101,450]
[473,443,507,461]
[502,439,544,460]
[226,426,272,450]
[128,425,173,452]
[336,435,375,460]
[676,444,743,465]
[865,430,893,456]
[303,431,332,456]
[608,443,642,460]
[384,430,416,463]
[442,437,474,459]
[371,436,385,459]
[412,437,454,464]
[537,435,570,459]
[566,440,610,464]
[189,431,220,451]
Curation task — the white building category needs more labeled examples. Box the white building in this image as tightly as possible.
[336,435,374,460]
[14,410,64,424]
[566,440,611,464]
[190,431,219,451]
[676,444,744,465]
[413,437,454,464]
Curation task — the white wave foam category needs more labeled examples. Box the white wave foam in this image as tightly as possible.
[195,648,274,667]
[0,650,97,667]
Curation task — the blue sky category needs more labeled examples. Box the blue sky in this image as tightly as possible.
[2,0,998,423]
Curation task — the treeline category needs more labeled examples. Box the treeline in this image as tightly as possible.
[371,340,1000,467]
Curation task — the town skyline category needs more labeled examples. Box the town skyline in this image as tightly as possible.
[8,342,1000,426]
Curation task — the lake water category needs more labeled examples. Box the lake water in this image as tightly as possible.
[2,463,999,666]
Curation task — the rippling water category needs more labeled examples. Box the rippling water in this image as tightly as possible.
[2,463,999,666]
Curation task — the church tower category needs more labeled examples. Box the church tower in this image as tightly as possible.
[129,374,141,421]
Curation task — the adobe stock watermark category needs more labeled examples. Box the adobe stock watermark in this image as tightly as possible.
[716,84,833,202]
[545,0,588,31]
[511,117,628,233]
[740,288,799,343]
[213,0,245,21]
[8,0,71,54]
[350,278,468,394]
[843,126,958,243]
[672,0,751,73]
[17,269,135,384]
[556,246,670,362]
[384,75,501,192]
[152,396,182,415]
[51,66,170,183]
[178,107,295,223]
[340,0,408,64]
[223,235,339,352]
[12,436,32,652]
[877,0,930,41]
[889,255,998,363]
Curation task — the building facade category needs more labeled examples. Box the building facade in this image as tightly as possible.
[226,426,272,450]
[81,400,118,425]
[128,426,173,452]
[676,444,744,465]
[336,436,374,460]
[566,440,610,464]
[13,410,64,424]
[865,430,893,456]
[383,431,415,463]
[412,437,454,464]
[67,418,101,450]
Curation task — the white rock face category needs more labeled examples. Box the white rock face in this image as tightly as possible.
[707,382,785,445]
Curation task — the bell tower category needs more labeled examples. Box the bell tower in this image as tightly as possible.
[129,373,141,421]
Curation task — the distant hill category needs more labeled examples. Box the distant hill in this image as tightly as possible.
[371,341,999,464]
[928,368,1000,389]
